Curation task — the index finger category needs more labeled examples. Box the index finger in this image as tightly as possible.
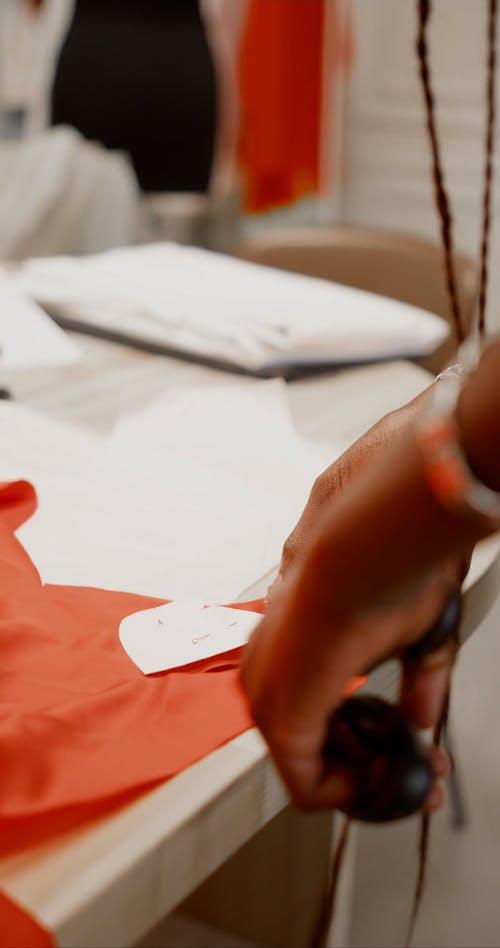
[400,586,461,729]
[400,637,458,729]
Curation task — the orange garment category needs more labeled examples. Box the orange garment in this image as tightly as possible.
[0,481,257,859]
[0,479,364,945]
[238,0,325,212]
[238,0,355,212]
[0,893,55,948]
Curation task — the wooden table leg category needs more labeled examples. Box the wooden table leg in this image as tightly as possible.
[177,806,357,948]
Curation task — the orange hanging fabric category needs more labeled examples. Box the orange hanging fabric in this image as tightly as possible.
[238,0,327,212]
[237,0,354,213]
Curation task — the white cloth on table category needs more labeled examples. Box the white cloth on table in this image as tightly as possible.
[14,241,450,374]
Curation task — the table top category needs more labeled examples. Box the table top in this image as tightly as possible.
[2,336,499,947]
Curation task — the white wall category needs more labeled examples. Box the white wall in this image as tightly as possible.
[342,0,500,329]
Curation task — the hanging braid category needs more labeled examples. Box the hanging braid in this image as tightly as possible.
[404,691,452,948]
[416,0,464,344]
[407,4,497,944]
[478,0,498,338]
[308,5,498,947]
[308,818,350,948]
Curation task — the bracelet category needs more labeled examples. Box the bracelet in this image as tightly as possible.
[416,371,500,528]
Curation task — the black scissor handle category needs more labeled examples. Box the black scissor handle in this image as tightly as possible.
[403,586,461,663]
[324,696,432,822]
[324,588,461,823]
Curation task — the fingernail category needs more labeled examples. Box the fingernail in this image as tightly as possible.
[265,572,283,605]
[426,681,449,725]
[427,784,443,810]
[433,752,451,778]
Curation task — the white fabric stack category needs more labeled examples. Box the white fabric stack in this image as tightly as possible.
[14,242,449,376]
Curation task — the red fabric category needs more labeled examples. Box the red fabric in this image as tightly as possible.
[0,482,258,858]
[0,479,364,945]
[237,0,356,212]
[0,480,37,532]
[238,0,326,212]
[0,893,55,948]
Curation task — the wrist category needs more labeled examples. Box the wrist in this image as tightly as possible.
[456,339,500,493]
[416,343,500,528]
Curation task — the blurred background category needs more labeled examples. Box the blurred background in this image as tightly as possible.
[1,0,498,309]
[2,6,500,946]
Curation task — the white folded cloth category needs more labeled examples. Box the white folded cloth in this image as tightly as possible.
[15,241,449,373]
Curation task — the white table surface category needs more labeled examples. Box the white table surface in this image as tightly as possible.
[1,335,499,947]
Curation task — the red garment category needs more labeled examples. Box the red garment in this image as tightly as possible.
[0,481,257,859]
[237,0,354,213]
[238,0,325,212]
[0,893,55,948]
[0,479,363,945]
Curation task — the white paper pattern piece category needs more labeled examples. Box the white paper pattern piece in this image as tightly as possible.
[0,268,79,368]
[1,382,332,602]
[119,600,261,674]
[0,399,101,477]
[14,242,448,372]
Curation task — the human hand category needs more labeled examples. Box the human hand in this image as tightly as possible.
[242,343,500,814]
[242,396,472,813]
[242,554,456,813]
[269,392,427,601]
[266,387,468,782]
